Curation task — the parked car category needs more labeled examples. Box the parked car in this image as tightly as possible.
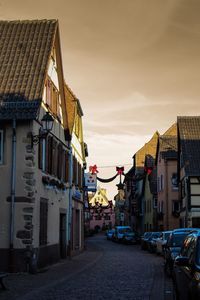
[156,231,172,255]
[112,226,132,243]
[164,230,195,277]
[147,232,161,253]
[173,231,200,299]
[106,229,115,240]
[141,232,152,250]
[122,230,138,244]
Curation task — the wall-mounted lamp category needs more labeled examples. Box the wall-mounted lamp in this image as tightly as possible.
[31,112,54,147]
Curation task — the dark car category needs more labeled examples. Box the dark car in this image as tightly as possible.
[106,229,115,240]
[164,230,194,277]
[173,231,200,300]
[122,230,138,244]
[141,232,152,250]
[147,232,161,253]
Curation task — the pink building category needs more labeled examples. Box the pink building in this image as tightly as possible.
[89,189,115,231]
[157,124,179,231]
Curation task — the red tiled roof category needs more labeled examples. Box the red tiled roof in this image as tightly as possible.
[0,20,57,103]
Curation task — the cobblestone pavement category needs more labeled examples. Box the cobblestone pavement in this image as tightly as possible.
[0,234,174,300]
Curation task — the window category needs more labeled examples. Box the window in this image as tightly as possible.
[57,143,63,180]
[157,177,160,192]
[39,198,48,246]
[153,197,158,208]
[38,138,47,172]
[52,140,58,176]
[181,180,186,199]
[38,136,69,183]
[45,77,59,117]
[73,156,77,184]
[172,200,180,213]
[0,130,4,164]
[64,151,69,182]
[160,175,164,191]
[171,173,178,190]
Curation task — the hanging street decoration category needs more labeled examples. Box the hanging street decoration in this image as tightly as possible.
[116,166,124,175]
[88,165,125,184]
[89,165,99,174]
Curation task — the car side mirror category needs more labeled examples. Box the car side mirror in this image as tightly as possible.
[174,256,189,267]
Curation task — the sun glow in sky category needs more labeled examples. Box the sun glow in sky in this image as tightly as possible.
[1,0,200,198]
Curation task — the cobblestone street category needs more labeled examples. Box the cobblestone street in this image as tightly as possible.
[0,234,174,300]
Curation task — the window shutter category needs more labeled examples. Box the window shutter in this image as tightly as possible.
[52,140,58,176]
[38,138,43,169]
[65,151,69,182]
[57,144,63,179]
[39,198,48,246]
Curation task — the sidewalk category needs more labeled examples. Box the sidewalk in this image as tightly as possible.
[0,242,103,300]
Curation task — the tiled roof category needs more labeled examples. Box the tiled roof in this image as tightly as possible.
[0,100,40,119]
[0,19,57,119]
[163,123,177,136]
[178,116,200,176]
[135,131,159,173]
[159,135,177,160]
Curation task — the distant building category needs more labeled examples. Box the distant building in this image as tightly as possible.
[156,124,179,231]
[89,188,115,231]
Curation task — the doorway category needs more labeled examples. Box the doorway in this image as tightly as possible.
[60,213,67,258]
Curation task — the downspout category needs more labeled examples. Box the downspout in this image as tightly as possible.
[67,145,73,258]
[165,159,169,230]
[10,118,17,272]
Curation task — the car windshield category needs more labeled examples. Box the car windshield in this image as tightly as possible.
[144,232,152,238]
[170,233,189,247]
[151,232,160,238]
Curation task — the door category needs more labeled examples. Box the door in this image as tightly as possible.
[60,213,67,258]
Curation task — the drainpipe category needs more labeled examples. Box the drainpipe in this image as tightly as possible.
[165,160,169,230]
[10,118,17,272]
[186,177,190,227]
[67,145,73,258]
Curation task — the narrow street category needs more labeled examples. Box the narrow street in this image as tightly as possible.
[1,234,174,300]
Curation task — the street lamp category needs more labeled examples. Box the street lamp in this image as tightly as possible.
[31,111,54,147]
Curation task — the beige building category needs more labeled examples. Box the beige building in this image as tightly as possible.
[157,124,179,231]
[133,132,159,233]
[65,84,87,255]
[0,20,84,272]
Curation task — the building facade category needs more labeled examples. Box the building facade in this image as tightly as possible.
[156,124,179,231]
[0,20,87,272]
[178,117,200,228]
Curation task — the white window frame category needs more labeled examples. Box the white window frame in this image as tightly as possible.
[0,130,3,164]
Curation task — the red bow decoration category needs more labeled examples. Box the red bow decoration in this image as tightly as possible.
[89,165,99,174]
[116,166,124,175]
[145,167,153,175]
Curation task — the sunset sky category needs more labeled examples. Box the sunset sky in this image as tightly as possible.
[1,0,200,199]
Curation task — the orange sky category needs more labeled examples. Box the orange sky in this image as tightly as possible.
[1,0,200,199]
